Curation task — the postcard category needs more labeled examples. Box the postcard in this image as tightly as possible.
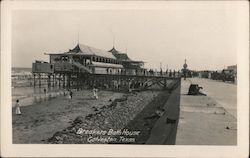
[1,0,249,157]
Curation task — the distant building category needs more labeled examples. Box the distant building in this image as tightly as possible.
[226,65,237,83]
[227,65,237,73]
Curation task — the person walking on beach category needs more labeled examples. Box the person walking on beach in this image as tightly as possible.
[44,88,47,96]
[69,90,73,99]
[93,86,98,100]
[15,100,21,115]
[67,89,72,100]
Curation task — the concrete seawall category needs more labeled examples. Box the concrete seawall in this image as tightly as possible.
[176,78,237,145]
[146,78,237,145]
[146,85,181,144]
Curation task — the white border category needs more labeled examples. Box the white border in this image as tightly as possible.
[1,1,249,157]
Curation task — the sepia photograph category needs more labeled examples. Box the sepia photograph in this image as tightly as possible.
[1,0,249,157]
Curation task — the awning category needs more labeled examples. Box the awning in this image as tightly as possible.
[90,62,123,69]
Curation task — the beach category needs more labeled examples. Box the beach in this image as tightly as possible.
[12,89,169,144]
[12,89,124,143]
[12,77,237,145]
[12,67,179,144]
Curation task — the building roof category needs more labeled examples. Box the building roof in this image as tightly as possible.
[69,44,116,59]
[108,47,144,63]
[47,44,145,63]
[47,44,116,59]
[108,47,131,60]
[108,47,120,54]
[113,53,131,61]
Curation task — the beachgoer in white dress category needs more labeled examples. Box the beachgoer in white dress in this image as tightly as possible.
[15,100,21,115]
[67,89,71,100]
[93,87,98,100]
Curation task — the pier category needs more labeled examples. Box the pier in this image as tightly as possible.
[32,44,181,91]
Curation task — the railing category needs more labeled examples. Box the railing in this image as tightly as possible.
[54,62,72,72]
[32,63,54,73]
[33,61,182,79]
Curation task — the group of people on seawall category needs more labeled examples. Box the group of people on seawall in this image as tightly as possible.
[148,69,181,77]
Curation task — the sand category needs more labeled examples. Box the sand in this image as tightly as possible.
[47,90,166,144]
[12,89,166,144]
[12,90,124,144]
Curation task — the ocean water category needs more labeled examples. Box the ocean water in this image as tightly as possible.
[12,86,68,107]
[12,67,68,107]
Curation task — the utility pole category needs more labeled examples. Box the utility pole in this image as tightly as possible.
[77,32,79,44]
[113,35,115,48]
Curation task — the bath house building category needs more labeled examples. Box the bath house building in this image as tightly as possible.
[33,43,145,75]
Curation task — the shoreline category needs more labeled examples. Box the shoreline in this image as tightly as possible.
[12,78,237,145]
[13,88,169,144]
[12,86,68,107]
[12,89,125,143]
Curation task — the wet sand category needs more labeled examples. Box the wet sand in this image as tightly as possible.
[12,90,124,143]
[12,86,67,107]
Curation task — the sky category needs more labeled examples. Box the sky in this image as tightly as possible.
[12,3,239,71]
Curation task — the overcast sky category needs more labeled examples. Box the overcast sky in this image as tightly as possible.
[12,2,240,71]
